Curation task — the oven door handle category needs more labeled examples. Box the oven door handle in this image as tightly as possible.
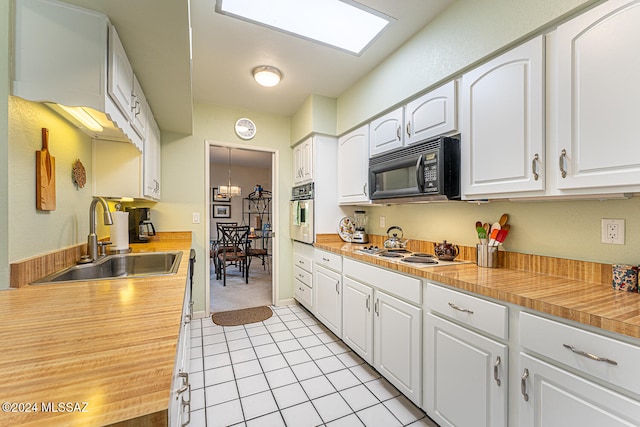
[416,154,425,192]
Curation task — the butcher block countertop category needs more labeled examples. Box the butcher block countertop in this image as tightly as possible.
[0,233,192,427]
[315,241,640,341]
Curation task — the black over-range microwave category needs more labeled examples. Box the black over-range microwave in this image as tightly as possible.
[369,135,460,202]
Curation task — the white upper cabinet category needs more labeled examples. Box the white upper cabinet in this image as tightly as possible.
[369,107,404,157]
[554,0,640,192]
[338,125,370,204]
[293,137,313,184]
[144,110,161,200]
[461,35,545,199]
[369,81,458,158]
[405,80,457,146]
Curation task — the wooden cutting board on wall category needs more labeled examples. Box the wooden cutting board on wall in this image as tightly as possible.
[36,128,56,210]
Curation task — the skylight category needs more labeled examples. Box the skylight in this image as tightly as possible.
[215,0,391,55]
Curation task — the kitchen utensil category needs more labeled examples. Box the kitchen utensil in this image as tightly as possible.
[384,226,408,249]
[475,221,482,229]
[494,228,509,246]
[490,222,501,233]
[476,227,487,240]
[433,240,460,261]
[483,223,490,234]
[499,213,509,227]
[488,228,500,246]
[36,128,56,210]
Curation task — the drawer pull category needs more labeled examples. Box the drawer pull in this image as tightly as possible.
[177,371,190,399]
[366,295,371,311]
[532,153,540,181]
[562,344,618,365]
[374,299,379,316]
[448,302,474,314]
[494,356,502,387]
[335,281,340,294]
[322,257,330,262]
[521,368,529,402]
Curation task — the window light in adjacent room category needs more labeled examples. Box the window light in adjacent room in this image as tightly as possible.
[215,0,391,55]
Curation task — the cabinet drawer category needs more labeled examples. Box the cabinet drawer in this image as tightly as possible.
[520,312,640,396]
[426,283,508,340]
[344,258,421,305]
[294,279,313,310]
[294,265,312,287]
[294,254,313,273]
[314,249,342,272]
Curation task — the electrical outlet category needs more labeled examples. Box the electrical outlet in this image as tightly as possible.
[192,212,200,224]
[601,218,624,244]
[379,216,386,228]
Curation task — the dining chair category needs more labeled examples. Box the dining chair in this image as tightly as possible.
[212,221,237,279]
[216,224,250,286]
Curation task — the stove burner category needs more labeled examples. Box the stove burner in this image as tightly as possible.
[402,256,438,264]
[411,253,436,258]
[378,252,404,258]
[386,249,411,254]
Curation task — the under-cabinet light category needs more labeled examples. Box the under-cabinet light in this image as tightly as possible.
[58,105,103,132]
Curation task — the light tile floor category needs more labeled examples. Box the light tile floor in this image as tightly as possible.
[189,304,439,427]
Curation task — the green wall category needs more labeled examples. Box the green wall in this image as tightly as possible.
[158,103,293,314]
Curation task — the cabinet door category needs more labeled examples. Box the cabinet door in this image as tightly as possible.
[108,25,134,121]
[405,80,457,146]
[13,0,108,110]
[131,75,147,144]
[301,139,314,182]
[461,36,545,198]
[374,291,421,405]
[144,112,161,200]
[556,0,640,190]
[519,353,640,427]
[424,313,507,427]
[342,277,374,364]
[338,125,370,204]
[293,143,303,183]
[314,265,342,337]
[370,107,404,157]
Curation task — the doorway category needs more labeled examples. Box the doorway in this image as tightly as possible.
[206,142,276,314]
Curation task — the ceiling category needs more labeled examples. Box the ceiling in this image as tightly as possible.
[59,0,455,134]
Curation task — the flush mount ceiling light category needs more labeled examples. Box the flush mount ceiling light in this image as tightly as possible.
[253,66,281,87]
[215,0,391,55]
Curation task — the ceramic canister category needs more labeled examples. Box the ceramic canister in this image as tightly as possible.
[612,264,639,292]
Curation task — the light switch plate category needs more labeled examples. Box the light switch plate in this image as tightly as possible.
[192,212,200,224]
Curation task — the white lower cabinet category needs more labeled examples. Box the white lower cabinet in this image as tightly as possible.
[342,276,374,364]
[423,283,508,427]
[424,313,508,427]
[374,290,422,405]
[342,258,422,405]
[169,277,191,426]
[314,264,342,338]
[519,311,640,426]
[519,353,640,427]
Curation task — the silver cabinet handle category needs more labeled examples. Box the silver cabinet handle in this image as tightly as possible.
[396,125,401,141]
[298,273,304,279]
[562,344,618,365]
[322,257,330,262]
[362,183,367,196]
[532,153,539,181]
[366,295,371,311]
[374,299,379,316]
[177,371,190,398]
[406,121,411,137]
[559,149,567,178]
[494,356,502,387]
[335,280,340,294]
[521,368,529,402]
[184,313,191,326]
[448,302,474,314]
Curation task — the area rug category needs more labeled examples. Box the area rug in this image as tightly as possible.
[211,305,273,326]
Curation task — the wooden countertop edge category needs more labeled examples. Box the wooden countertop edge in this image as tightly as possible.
[0,233,192,426]
[315,241,640,340]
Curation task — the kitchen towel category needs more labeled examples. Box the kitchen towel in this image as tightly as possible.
[111,211,129,250]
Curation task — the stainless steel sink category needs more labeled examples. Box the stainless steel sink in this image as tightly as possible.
[31,252,182,284]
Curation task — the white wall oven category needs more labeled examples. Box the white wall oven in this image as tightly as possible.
[290,182,314,244]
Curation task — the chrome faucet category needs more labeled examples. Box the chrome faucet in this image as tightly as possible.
[87,197,113,262]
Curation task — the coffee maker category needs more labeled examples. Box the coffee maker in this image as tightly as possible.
[126,207,156,243]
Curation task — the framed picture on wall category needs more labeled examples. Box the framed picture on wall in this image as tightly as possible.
[212,187,230,202]
[213,204,231,218]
